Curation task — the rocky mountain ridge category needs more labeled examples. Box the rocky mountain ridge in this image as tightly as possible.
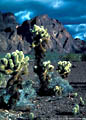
[0,12,86,54]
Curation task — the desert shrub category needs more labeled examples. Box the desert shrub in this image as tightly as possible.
[81,53,86,61]
[61,53,82,62]
[44,50,61,62]
[48,76,73,95]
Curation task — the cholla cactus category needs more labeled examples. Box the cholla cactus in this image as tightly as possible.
[31,24,50,52]
[72,104,79,115]
[0,50,29,108]
[31,25,56,94]
[54,85,63,96]
[0,50,29,75]
[31,25,73,95]
[34,60,54,89]
[57,61,72,78]
[80,97,85,106]
[31,25,50,41]
[29,112,34,120]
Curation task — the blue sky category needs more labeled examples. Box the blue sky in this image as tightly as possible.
[0,0,86,40]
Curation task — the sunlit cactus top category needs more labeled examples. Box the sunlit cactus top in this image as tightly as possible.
[57,61,72,74]
[43,60,54,71]
[31,24,50,38]
[31,24,50,48]
[0,50,29,75]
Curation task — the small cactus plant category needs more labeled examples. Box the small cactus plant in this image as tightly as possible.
[72,104,79,115]
[29,112,35,120]
[57,61,72,78]
[80,97,85,106]
[54,85,63,96]
[0,50,29,109]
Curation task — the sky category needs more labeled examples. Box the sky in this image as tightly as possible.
[0,0,86,40]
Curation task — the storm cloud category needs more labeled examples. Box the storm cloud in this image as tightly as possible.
[0,0,86,40]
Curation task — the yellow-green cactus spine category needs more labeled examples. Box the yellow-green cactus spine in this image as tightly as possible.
[18,51,24,62]
[24,56,29,63]
[12,52,19,65]
[8,59,14,70]
[15,64,21,72]
[1,58,8,66]
[5,53,11,59]
[0,65,5,71]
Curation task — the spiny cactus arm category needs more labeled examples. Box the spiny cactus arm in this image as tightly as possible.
[43,69,48,80]
[5,53,11,59]
[40,43,46,52]
[42,61,54,81]
[0,58,8,66]
[54,86,63,95]
[48,64,54,71]
[73,104,79,115]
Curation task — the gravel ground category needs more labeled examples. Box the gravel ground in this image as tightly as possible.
[0,61,86,120]
[29,61,86,119]
[68,61,86,83]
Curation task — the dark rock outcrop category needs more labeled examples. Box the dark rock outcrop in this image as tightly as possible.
[72,38,86,53]
[17,14,73,53]
[0,12,17,31]
[0,12,31,54]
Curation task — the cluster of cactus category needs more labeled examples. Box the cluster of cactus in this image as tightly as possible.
[31,24,73,96]
[0,50,29,75]
[71,93,85,115]
[57,61,72,78]
[73,104,79,115]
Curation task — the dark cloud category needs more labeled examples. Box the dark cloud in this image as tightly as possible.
[0,0,86,24]
[0,0,86,39]
[65,24,86,40]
